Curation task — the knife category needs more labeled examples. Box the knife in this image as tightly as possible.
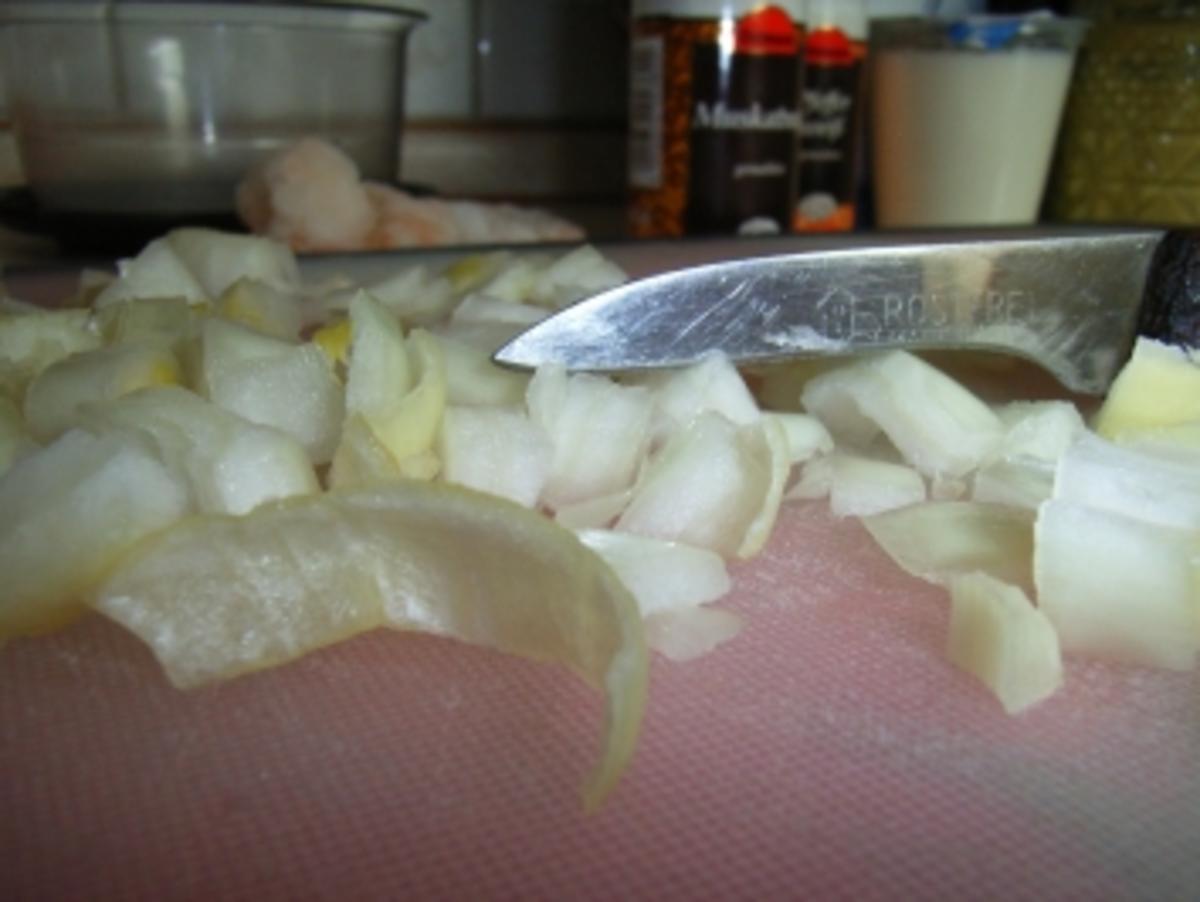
[494,231,1200,395]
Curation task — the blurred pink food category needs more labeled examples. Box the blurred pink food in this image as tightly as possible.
[236,137,585,252]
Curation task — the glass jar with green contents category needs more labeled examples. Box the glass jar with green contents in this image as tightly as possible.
[1051,0,1200,225]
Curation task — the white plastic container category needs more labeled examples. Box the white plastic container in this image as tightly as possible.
[870,15,1086,228]
[0,1,424,219]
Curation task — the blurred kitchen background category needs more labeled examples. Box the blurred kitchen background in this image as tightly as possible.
[0,0,1195,257]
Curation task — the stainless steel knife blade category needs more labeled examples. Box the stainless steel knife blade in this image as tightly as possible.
[494,230,1200,395]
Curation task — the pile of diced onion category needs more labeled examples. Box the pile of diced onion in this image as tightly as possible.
[1,229,1197,719]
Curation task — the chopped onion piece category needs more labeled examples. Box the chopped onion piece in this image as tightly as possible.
[577,529,731,616]
[972,457,1056,510]
[736,414,791,557]
[203,333,343,465]
[435,332,529,407]
[991,400,1086,462]
[802,350,1003,478]
[1,428,189,637]
[530,245,627,309]
[644,607,744,662]
[930,474,969,501]
[449,292,548,328]
[554,488,633,530]
[635,352,761,444]
[329,414,406,489]
[0,308,102,401]
[528,364,653,509]
[1054,432,1200,530]
[438,405,551,507]
[1093,337,1200,440]
[0,395,33,477]
[785,454,833,501]
[168,228,300,297]
[1034,499,1197,671]
[344,293,446,470]
[216,277,303,341]
[616,412,775,558]
[24,342,181,442]
[766,411,834,463]
[862,501,1035,595]
[947,572,1063,714]
[80,385,319,514]
[828,453,926,518]
[93,236,207,307]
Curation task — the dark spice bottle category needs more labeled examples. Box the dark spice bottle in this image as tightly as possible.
[627,1,806,238]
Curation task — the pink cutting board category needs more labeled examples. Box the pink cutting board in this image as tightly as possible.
[3,237,1198,899]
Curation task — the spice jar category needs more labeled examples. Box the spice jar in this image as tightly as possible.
[793,0,867,232]
[627,0,806,238]
[1050,0,1200,225]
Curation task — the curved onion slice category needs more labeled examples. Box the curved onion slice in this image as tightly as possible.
[94,481,648,809]
[862,501,1035,595]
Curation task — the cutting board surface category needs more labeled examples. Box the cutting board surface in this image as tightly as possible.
[4,503,1197,900]
[3,237,1198,899]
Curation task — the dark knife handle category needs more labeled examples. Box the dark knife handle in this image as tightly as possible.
[1139,230,1200,346]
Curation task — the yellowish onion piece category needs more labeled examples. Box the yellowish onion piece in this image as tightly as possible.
[216,277,304,341]
[861,501,1036,596]
[329,413,407,489]
[1034,499,1197,671]
[0,428,189,638]
[947,572,1063,714]
[1093,336,1200,440]
[94,481,648,809]
[343,290,447,470]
